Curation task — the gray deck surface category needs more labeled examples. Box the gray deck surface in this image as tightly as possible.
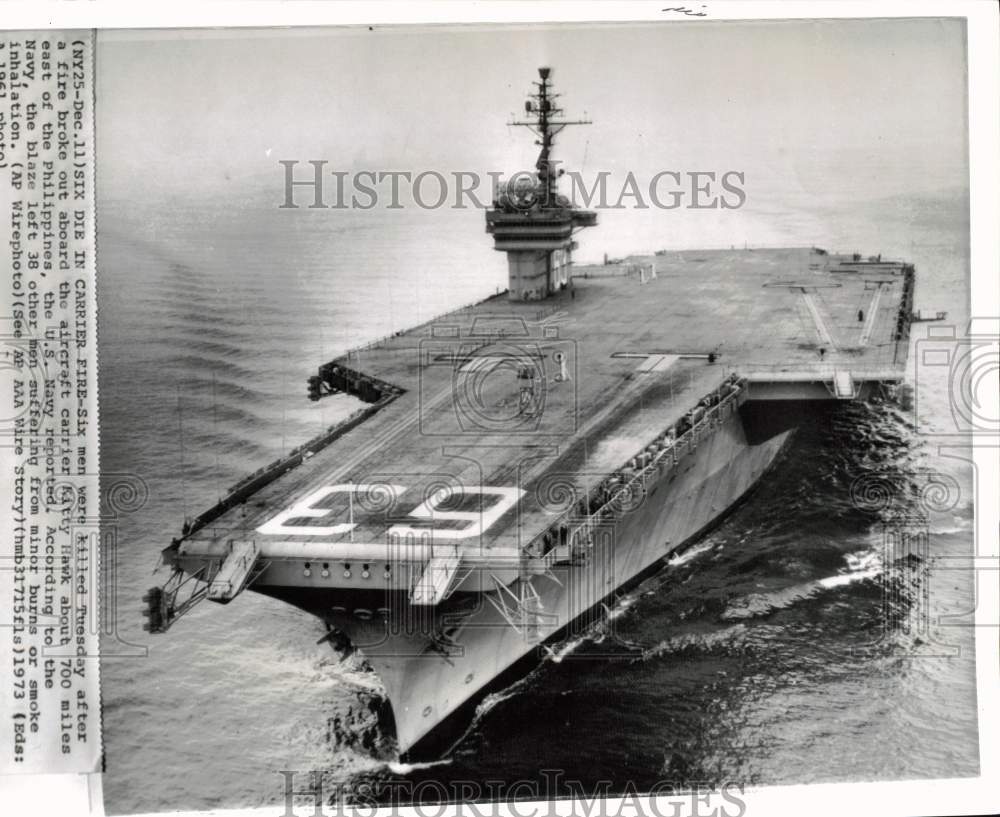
[183,247,910,558]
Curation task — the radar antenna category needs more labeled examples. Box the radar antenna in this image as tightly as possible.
[487,67,598,301]
[509,66,591,205]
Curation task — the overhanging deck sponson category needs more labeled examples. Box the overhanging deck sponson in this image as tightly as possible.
[526,374,746,569]
[171,374,747,600]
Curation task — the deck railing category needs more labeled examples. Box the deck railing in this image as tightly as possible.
[530,374,747,567]
[177,390,401,541]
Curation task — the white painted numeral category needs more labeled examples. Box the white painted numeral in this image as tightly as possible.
[387,486,524,541]
[256,483,405,537]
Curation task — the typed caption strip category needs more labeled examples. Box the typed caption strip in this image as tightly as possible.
[0,30,101,775]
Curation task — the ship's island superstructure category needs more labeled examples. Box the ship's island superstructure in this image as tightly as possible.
[148,68,916,758]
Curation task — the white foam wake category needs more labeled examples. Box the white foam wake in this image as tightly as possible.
[386,758,453,775]
[721,549,882,621]
[543,636,590,664]
[667,540,716,567]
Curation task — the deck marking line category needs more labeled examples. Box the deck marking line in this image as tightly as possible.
[857,284,884,347]
[800,289,836,349]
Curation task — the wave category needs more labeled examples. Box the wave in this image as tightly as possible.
[171,335,249,359]
[721,549,881,621]
[543,636,590,664]
[160,354,261,380]
[929,518,974,535]
[473,676,533,719]
[642,623,749,659]
[667,540,716,568]
[318,655,387,697]
[386,758,453,775]
[604,596,637,622]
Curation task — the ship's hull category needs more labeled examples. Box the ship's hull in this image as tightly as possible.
[264,403,795,758]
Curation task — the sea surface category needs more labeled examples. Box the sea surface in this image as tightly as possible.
[98,186,978,814]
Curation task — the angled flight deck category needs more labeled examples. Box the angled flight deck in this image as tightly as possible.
[169,245,912,584]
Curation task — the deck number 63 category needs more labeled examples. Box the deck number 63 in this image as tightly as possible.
[256,483,523,540]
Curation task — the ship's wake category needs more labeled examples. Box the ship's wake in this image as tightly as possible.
[386,759,454,775]
[666,540,716,568]
[719,548,881,622]
[642,623,750,660]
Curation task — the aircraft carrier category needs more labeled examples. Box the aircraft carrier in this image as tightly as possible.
[147,68,916,759]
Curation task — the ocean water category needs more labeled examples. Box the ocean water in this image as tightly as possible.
[98,186,978,814]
